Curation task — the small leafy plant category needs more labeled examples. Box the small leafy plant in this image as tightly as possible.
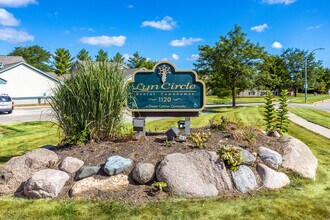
[244,126,257,148]
[218,145,243,171]
[152,181,168,192]
[189,131,212,148]
[209,116,228,131]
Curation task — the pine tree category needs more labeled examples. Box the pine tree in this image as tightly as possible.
[264,90,276,132]
[276,89,289,134]
[110,52,124,63]
[53,48,74,76]
[76,48,92,61]
[95,49,108,62]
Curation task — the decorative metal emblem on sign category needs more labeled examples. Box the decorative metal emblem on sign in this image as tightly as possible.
[157,64,171,83]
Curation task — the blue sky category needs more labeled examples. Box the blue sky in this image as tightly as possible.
[0,0,329,69]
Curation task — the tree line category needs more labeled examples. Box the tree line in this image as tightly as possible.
[7,46,157,76]
[194,25,330,106]
[7,25,329,105]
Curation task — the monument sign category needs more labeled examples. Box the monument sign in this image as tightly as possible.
[127,62,205,116]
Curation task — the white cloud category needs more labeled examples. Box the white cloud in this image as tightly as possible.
[0,9,20,26]
[169,37,203,47]
[0,28,34,43]
[171,53,180,60]
[0,0,37,7]
[261,0,296,5]
[306,24,323,30]
[187,54,200,61]
[128,5,134,8]
[79,35,126,47]
[250,23,269,32]
[271,41,283,49]
[161,58,168,61]
[141,16,177,30]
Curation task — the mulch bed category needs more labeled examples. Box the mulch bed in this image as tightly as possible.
[52,126,289,203]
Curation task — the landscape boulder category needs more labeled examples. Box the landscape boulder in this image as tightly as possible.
[282,137,318,179]
[267,131,281,137]
[70,174,129,197]
[59,156,84,174]
[24,169,69,198]
[257,164,290,189]
[132,162,155,184]
[234,146,256,166]
[0,148,59,194]
[156,150,233,198]
[231,165,257,193]
[75,166,100,181]
[103,155,133,176]
[258,147,282,170]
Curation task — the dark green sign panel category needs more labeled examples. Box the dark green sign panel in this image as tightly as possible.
[127,62,205,112]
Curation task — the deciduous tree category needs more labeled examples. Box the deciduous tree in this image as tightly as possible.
[8,45,52,72]
[195,25,265,107]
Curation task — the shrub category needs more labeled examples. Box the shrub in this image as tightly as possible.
[218,145,243,171]
[50,62,127,144]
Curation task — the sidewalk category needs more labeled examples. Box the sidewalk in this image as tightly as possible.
[288,112,330,139]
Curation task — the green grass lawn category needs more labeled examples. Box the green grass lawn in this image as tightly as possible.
[147,106,265,132]
[0,121,60,164]
[206,93,330,105]
[206,95,266,105]
[289,107,330,129]
[0,108,329,219]
[287,93,330,104]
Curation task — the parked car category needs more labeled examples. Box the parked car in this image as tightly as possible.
[0,94,14,114]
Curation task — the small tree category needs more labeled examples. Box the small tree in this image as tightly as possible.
[276,90,289,134]
[264,90,276,132]
[53,48,74,76]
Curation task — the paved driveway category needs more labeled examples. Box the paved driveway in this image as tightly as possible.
[314,99,330,112]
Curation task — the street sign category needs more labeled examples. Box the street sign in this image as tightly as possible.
[127,62,205,114]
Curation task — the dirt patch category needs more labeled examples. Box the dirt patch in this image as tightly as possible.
[49,125,289,204]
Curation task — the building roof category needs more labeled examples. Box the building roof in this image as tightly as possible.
[0,78,7,84]
[124,68,146,80]
[0,56,26,71]
[0,61,59,83]
[46,72,72,82]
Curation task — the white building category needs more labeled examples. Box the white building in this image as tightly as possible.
[0,56,59,104]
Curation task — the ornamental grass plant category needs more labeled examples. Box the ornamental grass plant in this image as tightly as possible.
[50,62,127,144]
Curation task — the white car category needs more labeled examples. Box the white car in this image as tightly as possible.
[0,94,14,114]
